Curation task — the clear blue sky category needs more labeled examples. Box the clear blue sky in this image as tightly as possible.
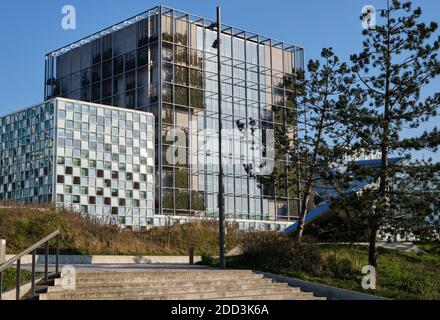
[0,0,439,159]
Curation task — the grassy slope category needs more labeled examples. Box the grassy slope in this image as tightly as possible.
[305,245,440,300]
[223,244,440,300]
[0,207,242,256]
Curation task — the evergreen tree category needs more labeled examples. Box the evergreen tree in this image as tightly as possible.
[239,48,363,239]
[349,0,440,267]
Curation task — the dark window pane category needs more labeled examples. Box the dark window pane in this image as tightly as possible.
[125,52,136,71]
[137,47,148,67]
[137,67,148,87]
[81,69,90,87]
[137,20,148,47]
[125,71,135,91]
[103,79,112,98]
[113,75,123,94]
[102,60,112,79]
[126,91,135,108]
[113,56,123,75]
[91,64,101,83]
[92,39,101,64]
[91,83,100,101]
[102,34,112,60]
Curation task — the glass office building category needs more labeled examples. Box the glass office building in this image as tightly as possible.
[44,6,304,230]
[0,98,155,229]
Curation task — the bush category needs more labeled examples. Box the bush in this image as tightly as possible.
[1,268,32,292]
[201,253,214,266]
[240,232,324,276]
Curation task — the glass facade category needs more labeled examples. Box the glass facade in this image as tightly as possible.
[0,98,155,229]
[0,102,55,204]
[44,6,304,230]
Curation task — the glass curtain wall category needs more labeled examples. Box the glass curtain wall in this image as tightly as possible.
[0,102,55,204]
[45,6,304,229]
[45,11,160,116]
[159,8,303,227]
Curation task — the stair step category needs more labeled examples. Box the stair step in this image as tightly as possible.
[214,293,326,301]
[62,270,254,279]
[48,278,278,293]
[41,269,326,301]
[41,284,299,300]
[55,274,264,286]
[40,287,301,300]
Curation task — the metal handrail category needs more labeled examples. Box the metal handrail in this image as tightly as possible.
[0,230,61,300]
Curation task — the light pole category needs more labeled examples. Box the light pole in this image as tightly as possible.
[213,6,226,269]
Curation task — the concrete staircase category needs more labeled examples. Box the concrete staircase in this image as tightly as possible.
[38,269,325,300]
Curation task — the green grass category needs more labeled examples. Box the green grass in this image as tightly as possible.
[0,206,243,256]
[201,232,440,300]
[1,268,33,292]
[306,245,440,300]
[417,243,440,258]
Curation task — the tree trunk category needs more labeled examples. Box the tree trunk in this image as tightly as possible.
[296,190,311,240]
[368,222,379,268]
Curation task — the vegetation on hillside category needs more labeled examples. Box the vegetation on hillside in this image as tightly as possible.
[202,232,440,300]
[1,268,33,293]
[0,206,243,256]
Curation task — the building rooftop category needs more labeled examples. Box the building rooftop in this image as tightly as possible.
[46,5,303,59]
[0,97,155,121]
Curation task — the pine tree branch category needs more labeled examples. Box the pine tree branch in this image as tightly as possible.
[356,72,386,96]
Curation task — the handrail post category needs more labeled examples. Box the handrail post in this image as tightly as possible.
[16,259,21,300]
[189,245,194,265]
[56,234,60,275]
[31,250,36,298]
[45,242,49,283]
[0,239,5,300]
[0,271,3,300]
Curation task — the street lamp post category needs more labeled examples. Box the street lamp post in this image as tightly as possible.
[214,6,226,269]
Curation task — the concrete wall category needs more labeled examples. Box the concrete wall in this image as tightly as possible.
[0,239,5,264]
[1,277,44,300]
[5,255,201,265]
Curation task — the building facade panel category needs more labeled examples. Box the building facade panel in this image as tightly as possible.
[54,99,155,228]
[0,98,155,229]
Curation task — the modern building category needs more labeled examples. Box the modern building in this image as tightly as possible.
[0,98,155,228]
[29,5,303,230]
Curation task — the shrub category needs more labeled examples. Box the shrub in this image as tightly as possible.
[241,232,324,276]
[1,268,32,292]
[201,253,214,265]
